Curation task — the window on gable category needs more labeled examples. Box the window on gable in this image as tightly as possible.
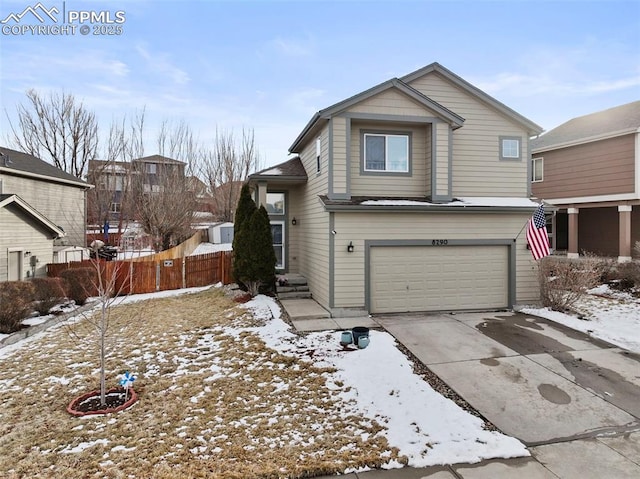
[364,133,409,173]
[532,157,543,182]
[316,137,321,173]
[500,137,521,160]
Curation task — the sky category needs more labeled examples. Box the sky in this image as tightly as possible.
[1,0,639,170]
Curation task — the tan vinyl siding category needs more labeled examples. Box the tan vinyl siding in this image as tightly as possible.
[331,117,348,194]
[333,211,538,308]
[435,122,450,195]
[0,206,54,280]
[532,134,636,200]
[296,126,330,309]
[0,174,86,246]
[287,188,302,273]
[349,121,431,196]
[407,73,529,197]
[347,88,439,117]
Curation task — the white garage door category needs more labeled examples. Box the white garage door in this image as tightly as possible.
[370,245,508,313]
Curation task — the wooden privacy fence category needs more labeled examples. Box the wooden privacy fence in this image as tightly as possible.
[47,251,233,296]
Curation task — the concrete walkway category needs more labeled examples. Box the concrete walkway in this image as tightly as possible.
[289,305,640,478]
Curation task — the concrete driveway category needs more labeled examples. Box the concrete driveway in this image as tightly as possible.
[376,311,640,477]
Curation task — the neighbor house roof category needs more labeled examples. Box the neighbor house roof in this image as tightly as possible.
[289,62,543,153]
[0,147,89,189]
[0,194,65,237]
[250,157,308,183]
[134,154,185,165]
[531,101,640,152]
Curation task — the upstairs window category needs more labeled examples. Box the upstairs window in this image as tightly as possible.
[363,133,410,173]
[500,136,522,161]
[316,137,321,173]
[532,157,543,182]
[146,163,157,174]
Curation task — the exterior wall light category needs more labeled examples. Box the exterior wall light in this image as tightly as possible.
[347,241,354,253]
[291,217,297,226]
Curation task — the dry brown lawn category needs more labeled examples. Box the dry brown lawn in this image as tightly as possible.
[0,288,402,478]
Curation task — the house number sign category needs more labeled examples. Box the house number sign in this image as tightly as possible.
[432,239,449,246]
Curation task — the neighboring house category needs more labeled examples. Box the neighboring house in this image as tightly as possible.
[86,159,131,226]
[86,154,188,240]
[0,146,90,253]
[531,101,640,261]
[0,194,65,280]
[249,62,543,316]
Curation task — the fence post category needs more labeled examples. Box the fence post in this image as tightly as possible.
[156,261,160,291]
[182,257,186,289]
[220,253,225,285]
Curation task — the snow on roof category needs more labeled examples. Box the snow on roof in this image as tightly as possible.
[261,167,282,175]
[360,197,539,208]
[190,242,233,256]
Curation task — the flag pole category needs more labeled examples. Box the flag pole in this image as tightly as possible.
[515,201,543,240]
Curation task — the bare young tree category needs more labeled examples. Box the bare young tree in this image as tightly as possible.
[132,120,201,250]
[6,89,99,178]
[202,127,261,222]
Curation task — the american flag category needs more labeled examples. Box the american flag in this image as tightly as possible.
[526,205,550,260]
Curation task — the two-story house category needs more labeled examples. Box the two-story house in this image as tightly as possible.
[250,63,543,316]
[0,147,89,280]
[531,101,640,261]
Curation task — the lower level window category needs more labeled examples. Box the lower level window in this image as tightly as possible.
[271,221,284,269]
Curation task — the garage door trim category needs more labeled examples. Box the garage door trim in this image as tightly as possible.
[365,239,516,312]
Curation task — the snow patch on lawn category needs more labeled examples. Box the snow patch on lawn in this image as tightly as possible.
[522,284,640,353]
[241,296,528,468]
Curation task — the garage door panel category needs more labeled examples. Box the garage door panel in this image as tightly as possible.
[370,245,508,313]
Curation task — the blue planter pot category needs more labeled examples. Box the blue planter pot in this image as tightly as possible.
[357,335,370,349]
[340,331,353,346]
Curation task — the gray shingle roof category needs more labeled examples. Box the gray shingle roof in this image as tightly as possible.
[251,156,308,180]
[0,146,89,187]
[531,101,640,151]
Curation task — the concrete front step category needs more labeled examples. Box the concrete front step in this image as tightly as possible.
[278,291,312,300]
[278,273,308,287]
[277,285,310,294]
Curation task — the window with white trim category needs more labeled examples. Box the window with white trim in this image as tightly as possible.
[271,221,284,269]
[316,137,321,173]
[364,133,409,172]
[532,157,543,182]
[499,136,521,160]
[146,163,157,174]
[110,202,121,213]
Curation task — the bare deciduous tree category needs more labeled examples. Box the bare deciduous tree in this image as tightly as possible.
[202,127,261,222]
[133,120,200,250]
[86,109,146,240]
[6,89,99,178]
